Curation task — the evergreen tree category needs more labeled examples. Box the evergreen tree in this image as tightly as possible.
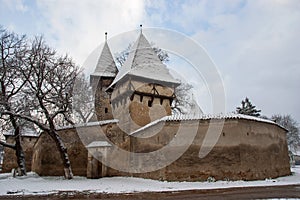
[236,97,261,117]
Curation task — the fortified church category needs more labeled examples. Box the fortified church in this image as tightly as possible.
[2,29,291,181]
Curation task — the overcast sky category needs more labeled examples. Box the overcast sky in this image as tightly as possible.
[1,0,299,122]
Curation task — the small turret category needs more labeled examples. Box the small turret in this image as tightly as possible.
[90,32,118,121]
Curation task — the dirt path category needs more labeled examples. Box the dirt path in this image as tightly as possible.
[1,184,300,199]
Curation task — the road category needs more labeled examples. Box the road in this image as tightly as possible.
[0,184,300,199]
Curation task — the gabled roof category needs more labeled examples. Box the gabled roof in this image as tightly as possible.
[91,41,118,78]
[108,32,180,88]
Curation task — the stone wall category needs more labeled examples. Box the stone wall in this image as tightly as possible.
[91,76,115,121]
[1,136,37,173]
[128,119,291,181]
[111,79,174,133]
[31,129,89,176]
[31,122,117,176]
[30,118,291,181]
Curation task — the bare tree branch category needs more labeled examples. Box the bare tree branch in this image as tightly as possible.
[0,140,16,149]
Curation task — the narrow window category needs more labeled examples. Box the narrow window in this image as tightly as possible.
[222,132,225,136]
[140,95,143,102]
[148,100,153,107]
[160,98,163,105]
[105,108,108,113]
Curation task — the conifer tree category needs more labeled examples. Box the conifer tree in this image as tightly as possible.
[236,97,261,117]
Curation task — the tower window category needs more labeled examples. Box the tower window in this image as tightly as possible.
[130,94,134,101]
[140,95,143,102]
[148,100,153,107]
[160,98,163,105]
[105,108,108,113]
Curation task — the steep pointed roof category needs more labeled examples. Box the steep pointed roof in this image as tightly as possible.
[91,39,118,77]
[109,32,180,88]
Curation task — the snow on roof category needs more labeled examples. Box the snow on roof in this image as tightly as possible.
[108,33,180,89]
[56,119,119,130]
[0,133,5,141]
[3,127,40,137]
[86,140,112,148]
[130,113,283,136]
[91,41,118,78]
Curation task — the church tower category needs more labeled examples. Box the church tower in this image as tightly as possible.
[107,29,180,132]
[90,33,118,121]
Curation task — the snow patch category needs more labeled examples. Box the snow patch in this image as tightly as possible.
[0,167,299,196]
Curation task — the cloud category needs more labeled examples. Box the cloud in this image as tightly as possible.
[36,0,146,65]
[1,0,28,12]
[2,0,298,121]
[144,0,300,120]
[192,0,300,119]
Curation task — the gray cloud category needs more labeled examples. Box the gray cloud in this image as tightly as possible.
[148,0,300,121]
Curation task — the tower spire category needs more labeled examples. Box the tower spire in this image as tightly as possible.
[105,32,107,41]
[140,24,142,33]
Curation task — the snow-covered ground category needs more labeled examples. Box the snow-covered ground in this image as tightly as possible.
[0,166,300,196]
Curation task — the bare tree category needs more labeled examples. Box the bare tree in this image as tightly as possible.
[114,42,169,68]
[151,43,169,63]
[22,36,78,179]
[271,114,300,153]
[0,27,28,176]
[72,73,94,123]
[115,43,132,68]
[3,36,79,179]
[171,81,201,115]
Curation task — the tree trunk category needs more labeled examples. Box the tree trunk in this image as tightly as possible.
[48,130,73,179]
[14,126,27,176]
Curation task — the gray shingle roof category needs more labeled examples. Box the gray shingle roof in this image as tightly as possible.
[109,33,180,88]
[91,41,118,77]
